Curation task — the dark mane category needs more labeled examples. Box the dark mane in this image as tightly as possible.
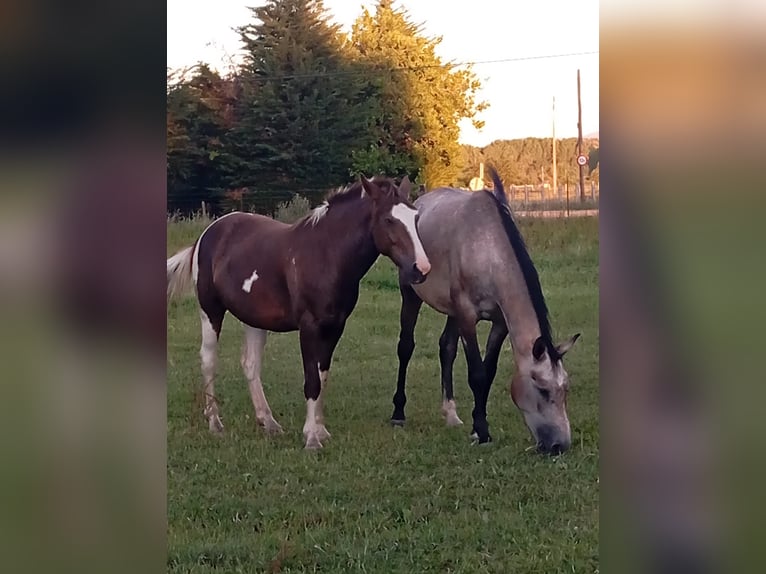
[484,167,561,362]
[324,177,398,206]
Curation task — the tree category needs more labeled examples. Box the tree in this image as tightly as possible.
[349,0,486,187]
[458,137,598,197]
[167,65,241,213]
[231,0,375,194]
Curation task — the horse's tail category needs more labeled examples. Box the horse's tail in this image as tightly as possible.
[167,245,195,300]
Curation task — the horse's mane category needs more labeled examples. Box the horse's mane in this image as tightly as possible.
[484,167,560,362]
[301,176,399,226]
[324,177,398,205]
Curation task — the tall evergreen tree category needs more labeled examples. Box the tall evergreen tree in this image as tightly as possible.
[349,0,486,187]
[231,0,374,193]
[167,65,240,213]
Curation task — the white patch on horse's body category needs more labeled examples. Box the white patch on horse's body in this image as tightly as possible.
[441,398,463,427]
[391,203,431,275]
[199,310,223,433]
[307,202,329,226]
[241,269,259,293]
[192,211,242,284]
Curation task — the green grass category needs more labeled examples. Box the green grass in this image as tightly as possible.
[167,216,599,573]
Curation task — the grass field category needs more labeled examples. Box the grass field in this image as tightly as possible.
[167,215,599,573]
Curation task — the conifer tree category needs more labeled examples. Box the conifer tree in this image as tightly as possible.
[349,0,486,187]
[231,0,374,193]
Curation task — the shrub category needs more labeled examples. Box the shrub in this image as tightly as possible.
[273,194,311,224]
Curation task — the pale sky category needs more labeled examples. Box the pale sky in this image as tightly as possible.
[167,0,599,147]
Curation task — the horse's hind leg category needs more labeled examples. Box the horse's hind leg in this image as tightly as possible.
[455,309,492,444]
[439,316,463,427]
[199,307,225,433]
[391,283,423,425]
[241,326,283,435]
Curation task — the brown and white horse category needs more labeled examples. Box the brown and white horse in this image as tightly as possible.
[167,176,430,449]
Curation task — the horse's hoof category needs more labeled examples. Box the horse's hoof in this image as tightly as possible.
[445,413,464,427]
[208,416,224,434]
[390,418,406,427]
[469,431,492,444]
[315,425,331,441]
[261,418,284,435]
[304,433,323,450]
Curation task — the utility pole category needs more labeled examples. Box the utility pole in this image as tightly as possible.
[552,96,557,200]
[577,69,585,203]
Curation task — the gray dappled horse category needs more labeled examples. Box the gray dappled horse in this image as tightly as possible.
[167,176,431,449]
[392,168,579,454]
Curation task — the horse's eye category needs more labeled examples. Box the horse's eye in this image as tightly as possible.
[537,387,550,401]
[384,216,394,225]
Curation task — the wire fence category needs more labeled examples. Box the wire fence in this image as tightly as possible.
[167,182,599,220]
[506,183,599,217]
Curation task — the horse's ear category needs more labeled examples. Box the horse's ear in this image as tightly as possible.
[532,337,546,362]
[397,175,412,200]
[556,333,581,357]
[360,176,383,201]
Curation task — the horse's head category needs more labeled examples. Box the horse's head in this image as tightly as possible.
[361,175,431,285]
[511,333,580,454]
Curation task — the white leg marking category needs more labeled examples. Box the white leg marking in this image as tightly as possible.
[241,326,282,434]
[303,399,324,449]
[200,311,223,433]
[192,211,244,284]
[441,398,464,427]
[241,269,259,293]
[391,203,431,275]
[313,363,331,441]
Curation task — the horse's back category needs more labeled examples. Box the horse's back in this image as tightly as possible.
[195,212,296,330]
[413,188,513,317]
[415,188,510,263]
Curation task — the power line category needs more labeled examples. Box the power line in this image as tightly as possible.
[168,50,599,84]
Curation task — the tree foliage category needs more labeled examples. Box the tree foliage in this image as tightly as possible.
[167,65,241,213]
[170,1,622,214]
[459,137,600,189]
[230,0,375,193]
[348,0,486,187]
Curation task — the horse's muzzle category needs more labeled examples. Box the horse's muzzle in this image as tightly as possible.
[408,263,428,284]
[535,424,571,455]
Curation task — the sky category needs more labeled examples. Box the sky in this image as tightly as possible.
[167,0,599,147]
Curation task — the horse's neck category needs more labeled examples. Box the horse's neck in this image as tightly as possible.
[497,276,543,360]
[311,200,379,283]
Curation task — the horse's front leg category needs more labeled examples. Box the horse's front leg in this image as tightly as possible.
[314,321,345,436]
[299,318,332,449]
[391,282,423,425]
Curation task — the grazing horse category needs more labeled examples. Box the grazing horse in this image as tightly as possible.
[391,167,579,453]
[167,176,431,449]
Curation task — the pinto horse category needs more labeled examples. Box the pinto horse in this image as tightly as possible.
[391,168,579,453]
[167,176,431,449]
